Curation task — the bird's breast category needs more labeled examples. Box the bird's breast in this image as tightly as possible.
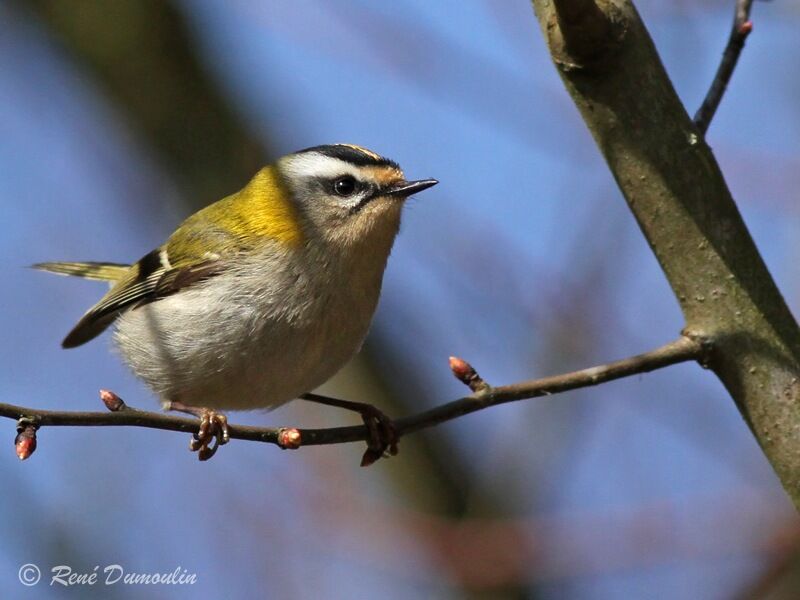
[113,243,390,410]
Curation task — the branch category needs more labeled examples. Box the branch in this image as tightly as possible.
[531,0,800,509]
[694,0,755,134]
[548,0,616,66]
[0,337,702,460]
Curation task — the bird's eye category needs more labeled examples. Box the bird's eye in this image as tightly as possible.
[333,176,357,197]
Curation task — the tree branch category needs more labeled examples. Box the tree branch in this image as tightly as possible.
[694,0,755,134]
[531,0,800,508]
[548,0,616,66]
[0,337,702,458]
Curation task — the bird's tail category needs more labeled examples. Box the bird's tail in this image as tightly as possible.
[32,261,131,282]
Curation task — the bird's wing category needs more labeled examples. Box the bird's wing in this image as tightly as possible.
[61,246,223,349]
[60,194,255,348]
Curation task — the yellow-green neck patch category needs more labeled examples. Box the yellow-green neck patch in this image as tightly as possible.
[224,166,304,248]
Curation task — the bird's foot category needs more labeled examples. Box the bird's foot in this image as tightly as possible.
[300,394,399,466]
[166,401,230,461]
[358,403,399,467]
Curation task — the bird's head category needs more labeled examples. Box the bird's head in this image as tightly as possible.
[269,144,437,249]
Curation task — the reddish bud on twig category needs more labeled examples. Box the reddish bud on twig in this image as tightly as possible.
[99,389,126,412]
[15,420,38,460]
[15,435,36,460]
[449,356,472,381]
[739,21,753,35]
[449,356,491,393]
[277,428,301,449]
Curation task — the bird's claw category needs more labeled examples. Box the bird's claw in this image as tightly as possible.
[189,410,229,461]
[359,405,399,467]
[166,401,230,462]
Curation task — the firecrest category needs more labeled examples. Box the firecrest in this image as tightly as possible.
[35,144,437,461]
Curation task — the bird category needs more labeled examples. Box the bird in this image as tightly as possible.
[34,144,437,463]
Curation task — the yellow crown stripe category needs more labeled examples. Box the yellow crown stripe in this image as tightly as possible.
[336,143,384,162]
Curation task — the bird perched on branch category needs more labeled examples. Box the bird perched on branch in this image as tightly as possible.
[35,144,437,463]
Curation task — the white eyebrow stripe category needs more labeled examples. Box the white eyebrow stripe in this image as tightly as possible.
[280,153,380,185]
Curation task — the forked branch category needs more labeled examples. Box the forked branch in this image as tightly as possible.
[532,0,800,508]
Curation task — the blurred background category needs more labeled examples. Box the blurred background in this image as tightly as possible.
[1,0,799,598]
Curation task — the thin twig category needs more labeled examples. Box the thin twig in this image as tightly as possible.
[0,336,704,458]
[694,0,755,134]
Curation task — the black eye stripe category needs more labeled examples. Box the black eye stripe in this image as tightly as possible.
[308,175,381,213]
[312,175,374,198]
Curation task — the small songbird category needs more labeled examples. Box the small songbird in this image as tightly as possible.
[35,144,437,462]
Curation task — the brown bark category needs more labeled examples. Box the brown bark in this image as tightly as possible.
[532,0,800,507]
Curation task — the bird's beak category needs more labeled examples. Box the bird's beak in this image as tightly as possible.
[383,178,438,197]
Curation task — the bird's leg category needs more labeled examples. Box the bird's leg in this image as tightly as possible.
[165,400,230,461]
[300,393,398,466]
